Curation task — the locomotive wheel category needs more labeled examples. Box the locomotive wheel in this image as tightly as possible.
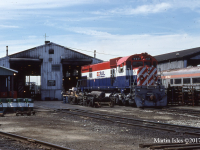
[79,99,83,105]
[83,100,87,106]
[123,100,129,106]
[109,100,114,107]
[68,97,71,104]
[94,102,101,108]
[118,100,123,106]
[70,97,75,104]
[115,96,119,105]
[73,97,77,104]
[89,99,95,107]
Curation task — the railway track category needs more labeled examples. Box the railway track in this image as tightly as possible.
[139,143,200,150]
[160,107,200,116]
[57,108,200,149]
[57,108,200,136]
[0,131,73,150]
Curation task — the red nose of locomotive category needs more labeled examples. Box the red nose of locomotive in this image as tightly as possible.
[137,66,157,86]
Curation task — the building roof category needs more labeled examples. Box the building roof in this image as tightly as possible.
[2,42,102,62]
[154,47,200,63]
[0,65,18,75]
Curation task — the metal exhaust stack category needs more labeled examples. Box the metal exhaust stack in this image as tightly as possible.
[6,46,8,56]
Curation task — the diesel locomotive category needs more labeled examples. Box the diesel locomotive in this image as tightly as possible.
[67,53,167,108]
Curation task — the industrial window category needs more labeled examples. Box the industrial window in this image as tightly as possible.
[132,62,143,67]
[89,73,92,78]
[170,79,173,84]
[49,49,54,54]
[183,78,190,84]
[73,69,78,76]
[192,78,200,83]
[66,71,70,77]
[52,65,60,71]
[47,80,56,86]
[174,79,181,84]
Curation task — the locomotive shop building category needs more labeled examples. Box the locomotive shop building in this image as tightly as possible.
[154,47,200,71]
[0,42,102,100]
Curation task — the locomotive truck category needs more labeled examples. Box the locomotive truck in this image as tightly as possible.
[66,53,167,108]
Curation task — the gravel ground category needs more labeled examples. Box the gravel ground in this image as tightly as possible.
[1,101,200,150]
[0,135,43,150]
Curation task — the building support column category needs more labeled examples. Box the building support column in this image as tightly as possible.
[11,75,14,98]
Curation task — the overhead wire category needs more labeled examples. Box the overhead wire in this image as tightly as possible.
[65,46,120,57]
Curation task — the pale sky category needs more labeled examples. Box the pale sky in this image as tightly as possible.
[1,0,200,61]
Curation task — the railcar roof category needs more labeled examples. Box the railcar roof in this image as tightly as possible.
[162,66,200,73]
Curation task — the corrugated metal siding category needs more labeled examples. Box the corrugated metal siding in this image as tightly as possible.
[0,42,102,100]
[157,60,184,71]
[0,57,10,68]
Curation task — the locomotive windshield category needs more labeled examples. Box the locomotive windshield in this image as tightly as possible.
[144,61,151,67]
[132,61,143,67]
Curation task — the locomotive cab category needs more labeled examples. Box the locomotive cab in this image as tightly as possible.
[116,53,166,107]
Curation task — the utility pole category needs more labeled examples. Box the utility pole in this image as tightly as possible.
[44,33,49,42]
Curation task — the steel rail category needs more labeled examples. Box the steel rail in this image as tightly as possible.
[0,131,73,150]
[139,143,200,150]
[61,110,181,133]
[160,108,200,115]
[70,109,200,130]
[60,109,200,135]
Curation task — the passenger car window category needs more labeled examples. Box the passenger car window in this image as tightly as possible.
[183,78,190,84]
[170,79,173,84]
[192,78,200,83]
[174,79,181,84]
